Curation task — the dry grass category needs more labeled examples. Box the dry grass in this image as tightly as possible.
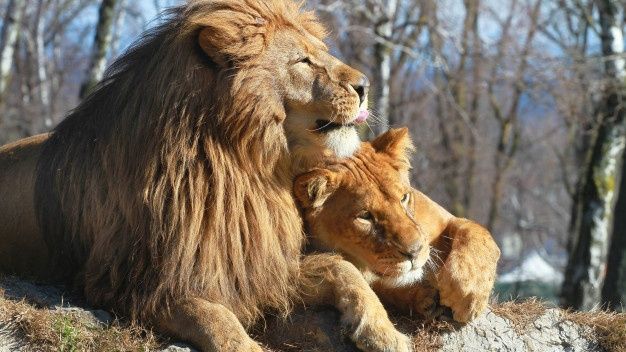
[395,316,450,352]
[491,297,626,352]
[491,298,548,333]
[0,292,162,352]
[3,284,626,352]
[563,309,626,352]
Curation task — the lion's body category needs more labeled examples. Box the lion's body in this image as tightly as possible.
[0,134,50,279]
[4,7,303,325]
[295,129,501,323]
[0,1,412,351]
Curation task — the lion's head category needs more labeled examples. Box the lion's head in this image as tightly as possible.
[192,0,369,163]
[34,0,368,325]
[295,128,433,288]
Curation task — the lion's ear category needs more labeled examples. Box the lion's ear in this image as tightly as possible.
[294,169,340,209]
[198,27,230,67]
[198,14,267,68]
[371,127,415,166]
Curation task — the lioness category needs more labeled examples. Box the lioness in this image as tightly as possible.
[0,1,411,351]
[294,128,501,323]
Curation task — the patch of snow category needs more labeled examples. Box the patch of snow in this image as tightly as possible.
[498,251,563,284]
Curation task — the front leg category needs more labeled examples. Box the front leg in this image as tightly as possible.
[300,254,413,352]
[436,218,500,323]
[155,297,263,352]
[374,280,441,319]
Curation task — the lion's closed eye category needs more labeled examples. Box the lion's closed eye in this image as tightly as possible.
[356,210,373,221]
[292,56,313,66]
[297,57,312,65]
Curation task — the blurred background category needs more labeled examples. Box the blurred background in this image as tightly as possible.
[0,0,625,312]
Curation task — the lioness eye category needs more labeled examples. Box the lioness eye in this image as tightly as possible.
[401,193,410,204]
[357,211,373,221]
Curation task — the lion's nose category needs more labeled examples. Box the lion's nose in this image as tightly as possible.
[351,75,370,106]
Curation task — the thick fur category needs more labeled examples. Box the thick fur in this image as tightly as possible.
[295,128,501,323]
[34,1,305,325]
[0,1,414,351]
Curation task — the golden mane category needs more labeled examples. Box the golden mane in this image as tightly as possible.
[34,0,320,325]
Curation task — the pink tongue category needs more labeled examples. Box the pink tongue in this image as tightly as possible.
[355,110,369,124]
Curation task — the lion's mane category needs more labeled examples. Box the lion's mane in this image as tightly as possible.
[35,0,316,325]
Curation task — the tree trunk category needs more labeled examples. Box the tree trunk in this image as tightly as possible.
[34,1,52,129]
[368,0,398,138]
[110,0,127,58]
[0,0,26,105]
[79,0,119,99]
[461,0,481,215]
[561,0,626,310]
[485,0,539,232]
[602,152,626,310]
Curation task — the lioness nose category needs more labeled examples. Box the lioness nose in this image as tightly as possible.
[399,243,423,260]
[351,76,370,106]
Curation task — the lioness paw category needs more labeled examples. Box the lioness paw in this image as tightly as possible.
[438,288,488,323]
[437,257,493,323]
[351,317,413,352]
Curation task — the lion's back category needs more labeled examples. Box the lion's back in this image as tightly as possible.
[0,134,53,279]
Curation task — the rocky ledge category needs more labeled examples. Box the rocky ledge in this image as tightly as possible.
[0,277,623,352]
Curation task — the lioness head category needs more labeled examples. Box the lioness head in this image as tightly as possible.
[295,128,431,287]
[193,0,367,158]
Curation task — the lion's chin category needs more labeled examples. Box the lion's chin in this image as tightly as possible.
[378,268,425,288]
[323,125,361,158]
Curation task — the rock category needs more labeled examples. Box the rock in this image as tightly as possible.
[258,308,358,352]
[0,277,613,351]
[0,277,67,308]
[159,342,197,352]
[440,308,601,352]
[440,309,526,351]
[522,309,599,351]
[0,326,23,352]
[259,306,604,352]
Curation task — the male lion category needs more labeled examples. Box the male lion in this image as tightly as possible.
[294,128,501,323]
[0,1,412,351]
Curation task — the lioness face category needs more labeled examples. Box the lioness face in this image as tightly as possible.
[295,129,431,288]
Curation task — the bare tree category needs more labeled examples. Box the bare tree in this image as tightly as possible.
[485,0,542,231]
[368,0,398,137]
[33,1,52,127]
[562,0,626,310]
[602,151,626,309]
[0,0,26,105]
[313,0,430,138]
[428,0,482,217]
[80,0,120,99]
[459,0,482,216]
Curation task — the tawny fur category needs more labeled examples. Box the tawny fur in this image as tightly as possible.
[0,1,413,351]
[34,1,307,325]
[295,128,501,323]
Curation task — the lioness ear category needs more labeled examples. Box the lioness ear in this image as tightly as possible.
[294,169,339,209]
[371,127,415,166]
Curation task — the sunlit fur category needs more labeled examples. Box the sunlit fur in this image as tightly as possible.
[295,128,501,323]
[27,0,342,326]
